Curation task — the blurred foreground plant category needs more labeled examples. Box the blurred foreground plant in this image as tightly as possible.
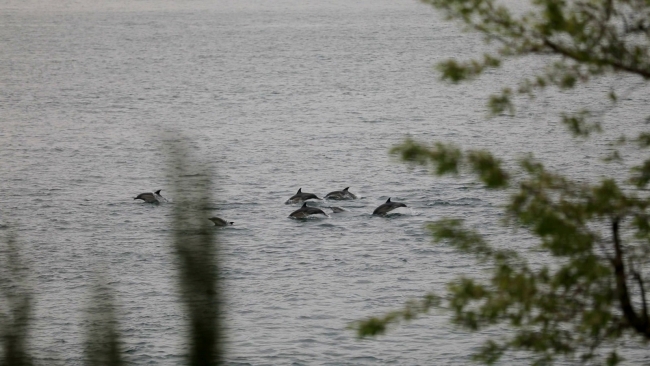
[1,136,224,365]
[167,138,224,366]
[85,278,123,366]
[0,232,33,366]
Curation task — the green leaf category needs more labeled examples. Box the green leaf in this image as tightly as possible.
[391,139,462,176]
[467,150,510,188]
[560,110,600,137]
[631,160,650,188]
[488,88,513,115]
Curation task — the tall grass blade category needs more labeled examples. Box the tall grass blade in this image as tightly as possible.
[84,275,123,366]
[168,138,224,366]
[0,231,33,366]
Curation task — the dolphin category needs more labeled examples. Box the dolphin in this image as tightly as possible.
[209,217,234,226]
[372,197,407,215]
[324,187,357,200]
[290,202,328,218]
[327,206,346,213]
[135,189,164,203]
[286,188,322,204]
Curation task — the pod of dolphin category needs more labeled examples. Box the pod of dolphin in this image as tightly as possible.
[134,187,407,225]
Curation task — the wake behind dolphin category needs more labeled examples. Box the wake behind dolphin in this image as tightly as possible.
[372,197,407,215]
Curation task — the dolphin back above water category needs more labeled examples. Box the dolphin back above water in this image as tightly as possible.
[372,197,407,215]
[327,206,346,213]
[286,188,322,204]
[324,187,357,200]
[290,202,328,218]
[135,189,164,203]
[209,217,234,226]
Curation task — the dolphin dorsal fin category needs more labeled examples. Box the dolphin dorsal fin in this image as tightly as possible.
[155,190,162,195]
[386,197,391,203]
[297,188,302,193]
[302,202,307,207]
[343,187,349,191]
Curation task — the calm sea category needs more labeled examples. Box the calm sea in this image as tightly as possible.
[1,0,648,364]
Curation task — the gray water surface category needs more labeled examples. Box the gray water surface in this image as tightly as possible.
[2,1,649,364]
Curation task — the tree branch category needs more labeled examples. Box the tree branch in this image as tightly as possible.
[611,218,650,337]
[631,265,649,327]
[543,39,650,79]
